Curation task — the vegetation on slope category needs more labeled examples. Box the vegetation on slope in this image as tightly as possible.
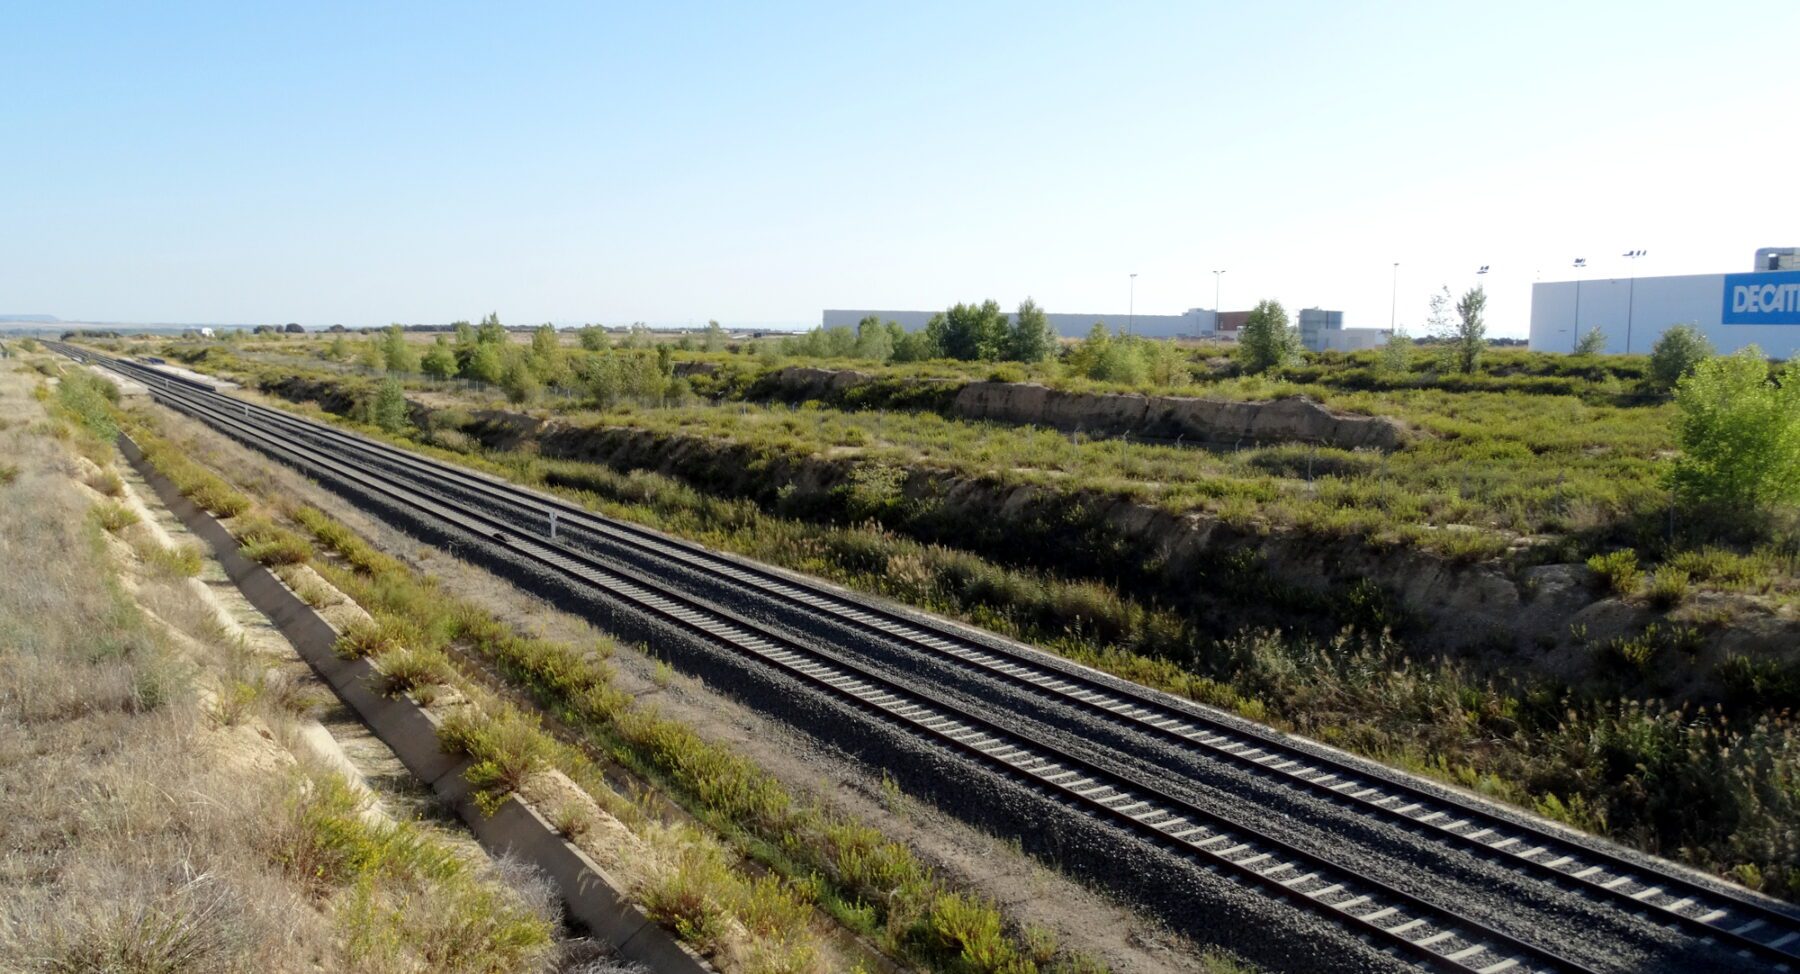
[120,401,1227,973]
[1,359,558,974]
[87,324,1800,899]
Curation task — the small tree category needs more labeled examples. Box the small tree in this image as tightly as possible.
[577,325,609,351]
[853,315,894,362]
[528,323,567,386]
[1573,326,1607,356]
[370,378,411,433]
[380,325,419,373]
[1649,324,1714,390]
[1452,286,1487,374]
[421,337,459,379]
[703,320,727,352]
[465,343,503,384]
[1425,286,1455,338]
[1003,298,1059,363]
[891,329,939,363]
[476,312,507,346]
[1377,330,1412,375]
[1669,347,1800,510]
[355,339,385,371]
[928,300,1009,361]
[1236,299,1299,373]
[500,358,541,404]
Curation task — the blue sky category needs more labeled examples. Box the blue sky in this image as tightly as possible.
[5,2,1798,335]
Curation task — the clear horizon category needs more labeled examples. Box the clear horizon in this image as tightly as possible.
[6,2,1798,338]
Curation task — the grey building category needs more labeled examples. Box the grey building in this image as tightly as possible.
[822,308,1219,340]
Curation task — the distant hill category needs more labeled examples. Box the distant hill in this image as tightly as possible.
[0,315,60,324]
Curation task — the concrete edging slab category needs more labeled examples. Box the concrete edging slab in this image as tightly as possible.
[119,433,711,974]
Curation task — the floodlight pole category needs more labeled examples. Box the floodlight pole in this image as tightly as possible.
[1390,262,1399,331]
[1623,249,1645,354]
[1571,259,1587,353]
[1213,270,1226,333]
[1129,273,1138,335]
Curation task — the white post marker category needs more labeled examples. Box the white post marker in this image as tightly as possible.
[548,509,558,540]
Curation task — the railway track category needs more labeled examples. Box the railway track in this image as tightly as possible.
[60,344,1800,972]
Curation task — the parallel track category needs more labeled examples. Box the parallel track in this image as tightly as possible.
[62,344,1800,971]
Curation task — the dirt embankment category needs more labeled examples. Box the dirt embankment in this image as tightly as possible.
[253,373,1799,701]
[531,424,1800,695]
[953,381,1408,451]
[749,366,1408,451]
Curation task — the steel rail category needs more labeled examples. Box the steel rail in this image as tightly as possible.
[70,346,1608,974]
[69,346,1800,972]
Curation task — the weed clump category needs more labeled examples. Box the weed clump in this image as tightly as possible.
[94,500,140,533]
[234,514,314,566]
[1585,548,1642,596]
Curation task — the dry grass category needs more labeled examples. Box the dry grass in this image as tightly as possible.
[0,411,310,973]
[0,371,560,973]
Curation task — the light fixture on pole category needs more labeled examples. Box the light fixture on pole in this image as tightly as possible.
[1623,249,1647,354]
[1129,273,1138,335]
[1571,258,1588,353]
[1390,262,1399,332]
[1212,269,1226,334]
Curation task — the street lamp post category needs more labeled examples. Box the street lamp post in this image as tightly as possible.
[1390,262,1399,332]
[1623,249,1646,354]
[1213,269,1226,334]
[1571,257,1588,353]
[1129,273,1138,334]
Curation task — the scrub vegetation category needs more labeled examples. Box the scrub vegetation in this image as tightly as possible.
[0,358,560,974]
[113,400,1214,974]
[81,323,1800,900]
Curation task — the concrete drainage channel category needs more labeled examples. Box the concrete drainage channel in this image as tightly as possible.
[120,433,713,974]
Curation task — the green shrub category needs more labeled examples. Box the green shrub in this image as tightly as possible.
[334,616,415,658]
[1649,324,1714,390]
[377,646,456,696]
[0,462,17,486]
[85,466,125,496]
[1586,548,1642,595]
[1573,327,1607,356]
[1667,546,1781,590]
[235,515,314,565]
[140,540,204,578]
[920,891,1025,973]
[54,370,121,442]
[1669,349,1800,509]
[1236,299,1299,374]
[189,480,251,517]
[241,534,313,566]
[1645,568,1691,608]
[94,500,139,533]
[438,708,552,808]
[368,377,412,434]
[640,847,731,951]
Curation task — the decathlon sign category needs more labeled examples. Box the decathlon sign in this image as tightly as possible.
[1722,272,1800,325]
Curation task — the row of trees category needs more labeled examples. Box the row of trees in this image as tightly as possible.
[779,299,1062,365]
[333,314,689,406]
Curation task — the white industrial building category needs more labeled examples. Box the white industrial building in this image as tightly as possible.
[822,305,1387,352]
[1529,247,1800,358]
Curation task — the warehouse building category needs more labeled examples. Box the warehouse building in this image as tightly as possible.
[822,305,1381,351]
[822,307,1218,339]
[1298,308,1390,353]
[1529,248,1800,358]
